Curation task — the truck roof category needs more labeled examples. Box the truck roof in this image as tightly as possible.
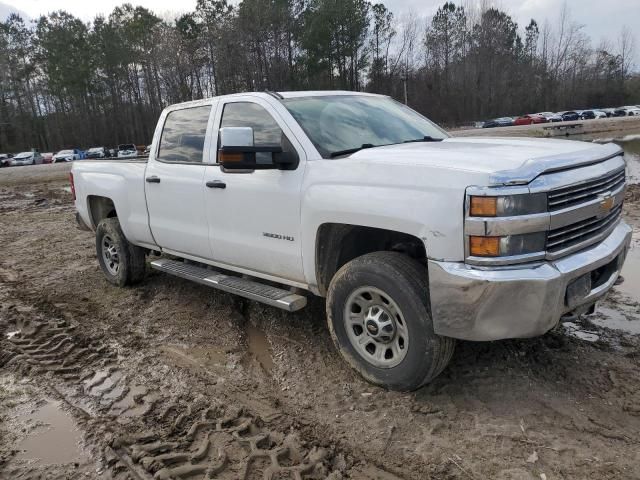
[164,91,382,110]
[277,90,382,99]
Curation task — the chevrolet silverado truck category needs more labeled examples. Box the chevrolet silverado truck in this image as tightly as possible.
[71,91,631,391]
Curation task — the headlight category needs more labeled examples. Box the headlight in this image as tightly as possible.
[469,232,546,257]
[466,189,550,264]
[469,193,547,216]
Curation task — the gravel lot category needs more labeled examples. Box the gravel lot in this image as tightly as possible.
[0,164,639,479]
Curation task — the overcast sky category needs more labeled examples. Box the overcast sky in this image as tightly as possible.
[2,0,639,65]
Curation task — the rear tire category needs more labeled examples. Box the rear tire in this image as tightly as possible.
[96,217,146,287]
[326,252,455,391]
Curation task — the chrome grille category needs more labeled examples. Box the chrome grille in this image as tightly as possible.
[547,167,625,211]
[546,204,623,254]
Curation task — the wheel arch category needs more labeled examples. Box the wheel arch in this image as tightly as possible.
[314,223,427,296]
[87,195,118,229]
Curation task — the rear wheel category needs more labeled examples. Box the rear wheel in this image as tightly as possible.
[96,217,146,286]
[326,252,455,391]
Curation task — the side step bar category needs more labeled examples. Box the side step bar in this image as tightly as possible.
[150,259,307,312]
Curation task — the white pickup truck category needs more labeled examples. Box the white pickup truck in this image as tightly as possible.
[72,91,631,391]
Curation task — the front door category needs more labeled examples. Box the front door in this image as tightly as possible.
[203,96,306,284]
[145,102,215,259]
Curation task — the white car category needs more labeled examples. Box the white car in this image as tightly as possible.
[117,144,138,158]
[71,91,631,391]
[624,107,640,117]
[535,112,562,122]
[1,153,12,167]
[53,149,79,162]
[592,110,608,119]
[86,147,107,159]
[10,151,43,166]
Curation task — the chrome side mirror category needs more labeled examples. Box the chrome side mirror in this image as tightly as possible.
[218,127,282,170]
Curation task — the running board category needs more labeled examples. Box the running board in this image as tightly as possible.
[150,259,307,312]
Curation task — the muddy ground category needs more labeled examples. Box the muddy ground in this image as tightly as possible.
[0,167,639,480]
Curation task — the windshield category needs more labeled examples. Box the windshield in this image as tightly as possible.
[88,147,101,152]
[282,95,447,158]
[119,144,135,150]
[57,150,72,155]
[15,152,32,158]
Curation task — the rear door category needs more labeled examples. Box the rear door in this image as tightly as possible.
[145,102,215,259]
[203,96,307,284]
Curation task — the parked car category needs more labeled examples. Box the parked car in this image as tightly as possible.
[559,111,580,121]
[53,149,80,162]
[591,110,608,119]
[535,112,562,122]
[10,151,43,166]
[42,152,53,164]
[514,114,546,126]
[143,145,152,155]
[71,91,631,391]
[579,110,596,120]
[86,147,109,159]
[611,108,628,117]
[117,144,138,158]
[482,117,514,128]
[0,153,13,167]
[623,107,640,116]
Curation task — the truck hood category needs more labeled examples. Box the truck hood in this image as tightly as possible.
[349,137,622,185]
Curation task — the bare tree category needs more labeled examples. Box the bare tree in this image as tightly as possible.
[618,25,636,80]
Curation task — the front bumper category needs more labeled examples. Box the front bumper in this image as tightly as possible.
[428,221,632,341]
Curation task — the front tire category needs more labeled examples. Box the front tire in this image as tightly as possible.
[96,217,146,287]
[326,252,455,391]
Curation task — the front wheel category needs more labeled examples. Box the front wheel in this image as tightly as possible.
[96,217,146,286]
[326,252,455,391]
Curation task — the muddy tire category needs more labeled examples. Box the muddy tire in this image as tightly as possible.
[96,217,146,287]
[326,251,455,391]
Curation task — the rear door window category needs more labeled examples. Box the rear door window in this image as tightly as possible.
[158,105,212,163]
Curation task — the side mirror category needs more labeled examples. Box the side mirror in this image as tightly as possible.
[218,127,282,170]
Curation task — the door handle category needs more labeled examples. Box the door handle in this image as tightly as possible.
[146,176,161,183]
[206,180,226,189]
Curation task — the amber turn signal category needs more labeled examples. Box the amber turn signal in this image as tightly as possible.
[469,196,497,216]
[469,236,501,256]
[218,151,244,162]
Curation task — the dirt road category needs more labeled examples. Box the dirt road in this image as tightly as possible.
[1,166,639,480]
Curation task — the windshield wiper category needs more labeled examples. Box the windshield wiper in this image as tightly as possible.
[329,143,376,158]
[403,136,443,143]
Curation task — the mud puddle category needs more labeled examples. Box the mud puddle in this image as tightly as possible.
[16,400,87,465]
[617,245,640,303]
[245,323,274,374]
[562,321,600,342]
[591,241,640,335]
[574,129,640,182]
[592,305,640,334]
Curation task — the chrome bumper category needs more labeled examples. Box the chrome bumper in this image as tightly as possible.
[428,221,632,341]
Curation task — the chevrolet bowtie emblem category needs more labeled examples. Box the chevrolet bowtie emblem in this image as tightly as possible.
[599,194,614,213]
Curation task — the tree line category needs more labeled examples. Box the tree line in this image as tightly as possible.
[1,0,638,152]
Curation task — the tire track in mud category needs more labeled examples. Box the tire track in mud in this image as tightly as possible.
[0,282,388,480]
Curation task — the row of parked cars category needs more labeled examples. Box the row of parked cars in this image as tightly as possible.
[0,144,146,167]
[482,105,640,128]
